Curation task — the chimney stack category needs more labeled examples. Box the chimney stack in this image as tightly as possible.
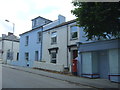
[8,32,13,36]
[2,34,6,39]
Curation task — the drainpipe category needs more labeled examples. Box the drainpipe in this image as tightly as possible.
[77,42,82,76]
[67,25,69,69]
[1,38,4,64]
[40,26,43,61]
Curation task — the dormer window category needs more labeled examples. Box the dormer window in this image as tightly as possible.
[32,19,36,27]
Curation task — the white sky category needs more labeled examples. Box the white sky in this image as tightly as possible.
[0,0,76,37]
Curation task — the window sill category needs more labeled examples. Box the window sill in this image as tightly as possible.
[39,60,46,62]
[50,62,56,64]
[51,43,57,45]
[25,44,28,46]
[36,42,41,44]
[70,38,78,41]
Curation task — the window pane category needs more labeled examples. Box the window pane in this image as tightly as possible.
[51,32,57,37]
[17,53,19,60]
[71,26,77,32]
[35,51,39,61]
[25,53,29,61]
[52,53,56,58]
[72,32,78,38]
[51,52,56,64]
[26,36,29,45]
[38,32,42,42]
[51,32,57,44]
[71,26,78,39]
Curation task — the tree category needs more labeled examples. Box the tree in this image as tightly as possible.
[71,1,120,40]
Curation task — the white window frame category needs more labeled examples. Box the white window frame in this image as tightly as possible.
[70,25,78,40]
[51,31,57,44]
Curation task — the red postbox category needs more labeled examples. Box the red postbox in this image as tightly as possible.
[72,59,77,76]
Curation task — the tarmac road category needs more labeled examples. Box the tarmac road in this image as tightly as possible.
[2,66,93,88]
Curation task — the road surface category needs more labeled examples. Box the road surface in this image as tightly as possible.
[2,66,92,88]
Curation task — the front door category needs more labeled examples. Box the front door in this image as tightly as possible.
[98,50,109,79]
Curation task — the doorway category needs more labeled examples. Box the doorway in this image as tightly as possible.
[72,50,78,59]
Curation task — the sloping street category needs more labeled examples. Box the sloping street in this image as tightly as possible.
[2,66,92,88]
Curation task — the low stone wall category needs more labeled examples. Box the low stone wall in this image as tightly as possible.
[33,61,64,72]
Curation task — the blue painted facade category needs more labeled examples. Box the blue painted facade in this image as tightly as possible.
[19,15,66,67]
[19,28,43,67]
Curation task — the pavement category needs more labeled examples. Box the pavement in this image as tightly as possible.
[2,64,120,89]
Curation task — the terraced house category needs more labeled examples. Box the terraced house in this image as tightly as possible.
[17,14,120,83]
[0,32,19,65]
[19,15,90,72]
[34,19,92,72]
[19,15,66,67]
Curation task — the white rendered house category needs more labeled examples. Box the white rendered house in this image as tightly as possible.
[0,32,19,65]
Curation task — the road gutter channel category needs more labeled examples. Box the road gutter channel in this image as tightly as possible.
[3,65,99,89]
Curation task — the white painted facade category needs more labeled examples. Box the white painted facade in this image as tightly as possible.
[0,33,19,65]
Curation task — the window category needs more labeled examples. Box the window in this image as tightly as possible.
[32,19,36,27]
[7,49,13,60]
[16,52,19,61]
[51,32,57,44]
[70,26,78,40]
[25,52,29,61]
[35,51,39,61]
[37,32,42,43]
[7,50,11,59]
[51,52,57,64]
[25,36,29,46]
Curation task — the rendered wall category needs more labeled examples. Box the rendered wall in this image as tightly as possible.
[34,61,64,72]
[2,40,19,64]
[19,28,42,67]
[109,49,120,82]
[92,52,98,74]
[41,25,68,71]
[82,52,92,74]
